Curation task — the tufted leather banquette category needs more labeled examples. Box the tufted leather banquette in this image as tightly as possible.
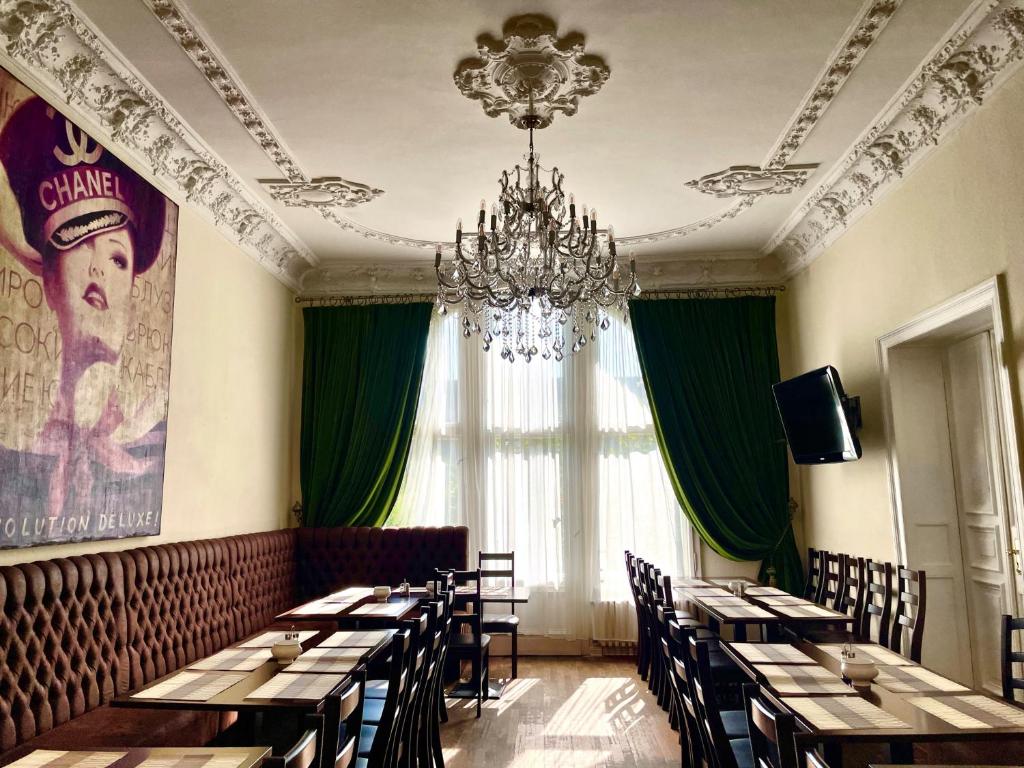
[0,525,465,762]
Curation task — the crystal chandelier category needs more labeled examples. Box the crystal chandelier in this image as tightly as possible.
[434,114,639,363]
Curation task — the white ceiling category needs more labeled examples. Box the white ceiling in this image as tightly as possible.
[71,0,976,275]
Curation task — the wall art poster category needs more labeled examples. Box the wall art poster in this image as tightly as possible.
[0,66,177,547]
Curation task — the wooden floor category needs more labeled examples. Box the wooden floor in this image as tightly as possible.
[440,656,680,768]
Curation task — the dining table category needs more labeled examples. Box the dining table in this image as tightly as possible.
[721,637,1024,767]
[1,747,270,768]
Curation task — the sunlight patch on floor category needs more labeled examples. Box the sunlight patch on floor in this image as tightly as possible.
[543,677,643,737]
[507,748,614,768]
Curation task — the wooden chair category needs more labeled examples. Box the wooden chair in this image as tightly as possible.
[1001,614,1024,706]
[743,684,799,768]
[359,628,412,768]
[428,572,456,767]
[690,636,753,768]
[817,552,843,609]
[479,551,520,679]
[625,551,649,678]
[392,609,430,768]
[859,560,893,647]
[890,566,926,663]
[803,548,824,602]
[670,623,748,740]
[263,725,322,768]
[803,749,832,768]
[321,670,365,768]
[446,568,490,717]
[802,555,866,644]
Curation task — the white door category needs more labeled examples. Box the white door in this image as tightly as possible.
[945,331,1020,694]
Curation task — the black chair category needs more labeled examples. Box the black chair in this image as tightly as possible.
[394,609,430,768]
[359,628,412,768]
[817,552,843,609]
[803,749,832,768]
[446,568,490,717]
[322,670,365,768]
[803,548,824,602]
[860,560,893,647]
[890,566,926,663]
[690,636,753,768]
[626,552,652,681]
[479,551,520,679]
[264,724,322,768]
[802,555,866,644]
[1001,614,1024,706]
[669,623,748,740]
[427,572,456,768]
[743,684,799,768]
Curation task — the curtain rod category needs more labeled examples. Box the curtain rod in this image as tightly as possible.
[295,293,436,306]
[639,285,785,299]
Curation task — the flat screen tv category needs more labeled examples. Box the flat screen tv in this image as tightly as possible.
[772,365,862,464]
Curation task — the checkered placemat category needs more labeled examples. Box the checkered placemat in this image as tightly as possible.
[699,596,751,606]
[245,672,345,701]
[909,695,1024,729]
[684,587,734,597]
[137,756,250,768]
[714,605,775,620]
[730,643,816,665]
[770,603,846,619]
[755,664,854,695]
[816,644,913,667]
[238,630,318,648]
[675,578,712,588]
[874,665,969,694]
[783,696,911,730]
[755,595,814,606]
[7,751,127,768]
[745,586,787,596]
[319,630,395,648]
[286,656,360,674]
[289,600,351,616]
[324,587,374,602]
[131,670,247,701]
[189,648,272,672]
[350,602,410,617]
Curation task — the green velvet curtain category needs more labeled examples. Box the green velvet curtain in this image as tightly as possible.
[299,303,432,528]
[629,296,803,593]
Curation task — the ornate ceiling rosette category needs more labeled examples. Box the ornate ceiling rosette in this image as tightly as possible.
[453,14,610,130]
[260,177,384,208]
[685,164,819,198]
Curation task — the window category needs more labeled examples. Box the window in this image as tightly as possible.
[391,311,695,641]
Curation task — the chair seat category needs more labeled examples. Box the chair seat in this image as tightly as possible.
[362,697,385,724]
[721,709,749,739]
[365,679,389,699]
[449,633,491,649]
[730,737,754,768]
[358,724,378,756]
[482,614,520,629]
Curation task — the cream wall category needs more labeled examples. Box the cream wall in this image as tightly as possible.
[782,67,1024,562]
[0,205,296,565]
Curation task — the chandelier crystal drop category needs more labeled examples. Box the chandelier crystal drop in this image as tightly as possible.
[435,117,640,363]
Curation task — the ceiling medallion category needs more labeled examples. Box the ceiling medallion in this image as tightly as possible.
[454,14,610,130]
[261,177,384,208]
[685,165,819,198]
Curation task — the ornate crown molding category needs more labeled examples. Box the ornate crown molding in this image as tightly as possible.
[768,0,1024,275]
[453,14,610,130]
[0,0,316,287]
[684,165,819,198]
[260,177,385,209]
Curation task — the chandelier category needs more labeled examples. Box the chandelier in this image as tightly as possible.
[434,116,639,362]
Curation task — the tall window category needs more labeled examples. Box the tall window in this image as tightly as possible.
[391,311,695,641]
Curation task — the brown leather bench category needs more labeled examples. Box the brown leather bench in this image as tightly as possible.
[0,525,467,763]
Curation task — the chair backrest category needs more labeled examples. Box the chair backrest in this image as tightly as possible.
[666,623,707,768]
[803,548,823,601]
[860,560,893,646]
[367,628,411,768]
[817,552,843,608]
[836,555,867,622]
[743,684,799,768]
[322,669,364,768]
[1001,614,1024,705]
[691,636,739,768]
[479,550,515,617]
[804,749,831,768]
[264,725,321,768]
[890,566,926,663]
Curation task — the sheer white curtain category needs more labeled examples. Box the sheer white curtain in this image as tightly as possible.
[391,310,695,641]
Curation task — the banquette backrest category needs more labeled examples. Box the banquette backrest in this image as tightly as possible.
[0,525,463,753]
[295,526,469,599]
[0,554,129,751]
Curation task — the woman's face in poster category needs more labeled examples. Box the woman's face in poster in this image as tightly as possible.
[46,227,135,367]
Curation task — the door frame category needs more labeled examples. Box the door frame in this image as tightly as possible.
[877,275,1024,594]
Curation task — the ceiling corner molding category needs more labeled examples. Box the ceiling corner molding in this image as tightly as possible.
[768,0,1024,276]
[0,0,317,288]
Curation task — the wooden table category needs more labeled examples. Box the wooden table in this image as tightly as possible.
[2,748,270,768]
[721,638,1024,767]
[276,594,424,627]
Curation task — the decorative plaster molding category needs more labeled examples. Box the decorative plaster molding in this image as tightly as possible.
[260,177,384,208]
[767,0,1024,274]
[453,14,610,130]
[684,164,819,198]
[0,0,315,287]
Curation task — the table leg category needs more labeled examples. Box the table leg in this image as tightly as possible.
[889,741,914,764]
[734,623,748,642]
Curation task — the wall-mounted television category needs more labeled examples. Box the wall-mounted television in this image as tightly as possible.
[772,365,862,464]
